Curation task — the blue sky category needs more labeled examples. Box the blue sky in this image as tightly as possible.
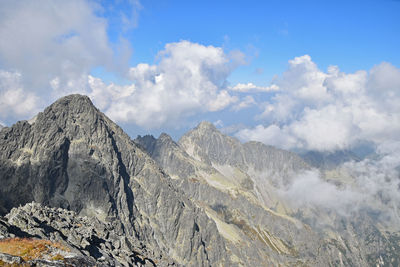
[123,0,400,80]
[0,0,400,152]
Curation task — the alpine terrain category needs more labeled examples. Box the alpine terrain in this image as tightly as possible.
[0,94,399,266]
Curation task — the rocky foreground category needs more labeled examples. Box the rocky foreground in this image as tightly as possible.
[0,202,157,266]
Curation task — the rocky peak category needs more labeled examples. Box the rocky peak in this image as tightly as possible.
[196,121,217,131]
[179,121,241,166]
[158,132,174,143]
[0,94,229,266]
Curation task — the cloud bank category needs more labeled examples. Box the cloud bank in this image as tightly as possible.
[236,55,400,152]
[0,0,132,122]
[279,140,400,224]
[89,41,242,128]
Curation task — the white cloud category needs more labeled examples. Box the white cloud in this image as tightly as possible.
[236,124,298,150]
[280,169,361,214]
[232,95,256,111]
[0,0,116,90]
[0,70,41,119]
[278,140,400,223]
[237,55,400,152]
[0,0,134,123]
[93,41,242,128]
[230,82,279,92]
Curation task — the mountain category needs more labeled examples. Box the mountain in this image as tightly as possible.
[1,95,400,266]
[136,121,400,266]
[178,121,309,207]
[0,95,228,266]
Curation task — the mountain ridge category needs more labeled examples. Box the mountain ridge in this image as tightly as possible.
[0,94,229,266]
[1,95,399,266]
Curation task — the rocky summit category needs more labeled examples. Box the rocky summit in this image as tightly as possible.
[0,95,227,266]
[0,94,399,266]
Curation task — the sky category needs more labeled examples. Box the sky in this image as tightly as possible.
[0,0,400,154]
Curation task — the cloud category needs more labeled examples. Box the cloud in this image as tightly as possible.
[280,169,361,214]
[236,55,400,152]
[0,0,242,130]
[232,95,256,111]
[0,0,117,89]
[92,41,242,128]
[0,0,134,123]
[236,124,297,150]
[0,70,41,120]
[230,82,279,92]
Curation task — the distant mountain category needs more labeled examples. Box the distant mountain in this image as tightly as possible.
[178,121,309,205]
[136,121,400,266]
[301,149,361,170]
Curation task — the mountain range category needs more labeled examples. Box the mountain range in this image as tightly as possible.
[0,94,399,266]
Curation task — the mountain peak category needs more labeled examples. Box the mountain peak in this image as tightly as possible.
[46,94,96,114]
[52,94,93,108]
[196,121,217,131]
[159,132,174,141]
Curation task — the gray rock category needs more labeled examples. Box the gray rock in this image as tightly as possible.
[1,202,157,266]
[137,122,400,266]
[0,251,23,265]
[0,95,229,266]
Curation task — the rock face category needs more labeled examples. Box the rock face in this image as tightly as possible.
[0,95,228,266]
[136,122,400,266]
[177,121,309,206]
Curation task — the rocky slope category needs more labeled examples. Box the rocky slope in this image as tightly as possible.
[177,121,309,208]
[136,122,400,266]
[0,94,229,266]
[0,202,156,266]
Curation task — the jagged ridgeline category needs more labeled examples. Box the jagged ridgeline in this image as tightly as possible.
[0,95,227,266]
[0,94,399,266]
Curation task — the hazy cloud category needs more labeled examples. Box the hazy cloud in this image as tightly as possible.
[280,141,400,223]
[232,95,256,111]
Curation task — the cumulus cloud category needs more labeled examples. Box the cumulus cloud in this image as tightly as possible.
[230,82,279,92]
[0,0,133,123]
[0,0,242,129]
[0,0,116,89]
[0,70,41,120]
[236,55,400,152]
[91,41,242,128]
